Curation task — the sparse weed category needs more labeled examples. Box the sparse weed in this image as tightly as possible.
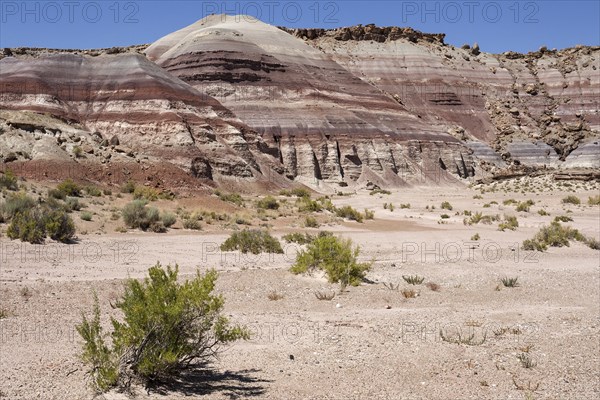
[402,275,425,285]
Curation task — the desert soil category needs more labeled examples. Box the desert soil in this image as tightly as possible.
[1,181,599,400]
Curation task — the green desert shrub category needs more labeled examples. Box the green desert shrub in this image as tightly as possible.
[132,186,160,202]
[562,195,581,205]
[7,207,74,244]
[7,209,47,244]
[80,211,93,221]
[498,215,519,231]
[290,235,371,288]
[161,212,177,228]
[364,209,375,220]
[84,186,102,197]
[215,190,244,206]
[256,196,279,210]
[45,209,76,242]
[441,201,453,211]
[522,221,585,251]
[296,197,323,213]
[121,200,161,231]
[516,200,535,212]
[65,197,83,212]
[56,179,81,197]
[220,229,283,254]
[282,232,315,245]
[77,264,249,392]
[440,214,450,219]
[402,275,425,285]
[0,169,18,190]
[1,192,36,219]
[335,205,364,222]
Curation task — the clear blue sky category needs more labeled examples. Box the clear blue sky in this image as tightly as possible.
[0,1,598,53]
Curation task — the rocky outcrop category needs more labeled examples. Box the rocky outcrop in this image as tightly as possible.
[1,16,597,189]
[146,15,473,185]
[0,53,280,184]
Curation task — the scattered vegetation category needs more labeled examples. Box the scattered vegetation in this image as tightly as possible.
[554,215,573,223]
[279,188,311,199]
[517,353,537,369]
[463,212,499,225]
[441,201,453,211]
[471,233,480,241]
[382,282,399,291]
[335,205,365,222]
[77,264,249,392]
[290,235,371,289]
[440,329,486,346]
[370,188,391,196]
[56,179,81,197]
[220,229,283,254]
[537,209,549,216]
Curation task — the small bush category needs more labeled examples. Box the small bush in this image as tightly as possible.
[65,197,82,212]
[256,196,279,210]
[501,277,519,288]
[220,229,283,254]
[121,200,161,231]
[402,275,425,285]
[291,188,311,198]
[215,190,244,206]
[304,216,319,228]
[370,189,391,196]
[80,211,93,221]
[335,205,364,222]
[441,201,453,211]
[290,235,371,288]
[562,195,580,205]
[401,289,417,298]
[56,179,81,197]
[516,200,535,212]
[297,197,323,213]
[498,215,519,231]
[0,170,18,190]
[588,195,600,206]
[364,209,375,220]
[77,264,249,392]
[84,186,102,197]
[440,214,450,219]
[554,215,573,223]
[45,209,76,242]
[503,199,517,206]
[399,203,410,209]
[471,233,480,241]
[537,209,549,216]
[120,180,136,194]
[161,212,177,228]
[133,186,160,201]
[48,188,66,200]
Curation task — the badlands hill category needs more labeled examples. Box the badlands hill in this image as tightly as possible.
[1,15,598,190]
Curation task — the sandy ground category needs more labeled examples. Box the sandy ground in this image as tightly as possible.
[1,181,599,399]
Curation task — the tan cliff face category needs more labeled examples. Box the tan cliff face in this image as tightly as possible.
[1,15,598,190]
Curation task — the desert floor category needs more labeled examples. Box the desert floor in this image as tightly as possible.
[1,179,599,400]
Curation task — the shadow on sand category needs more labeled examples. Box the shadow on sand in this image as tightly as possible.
[147,367,270,398]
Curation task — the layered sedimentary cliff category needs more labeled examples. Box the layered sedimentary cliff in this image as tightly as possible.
[1,15,598,190]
